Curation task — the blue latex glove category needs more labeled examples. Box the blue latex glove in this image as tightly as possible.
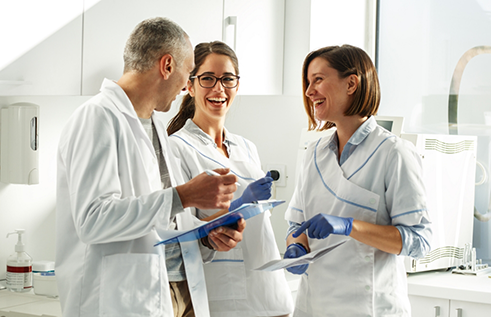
[284,243,309,275]
[292,213,354,239]
[229,172,273,211]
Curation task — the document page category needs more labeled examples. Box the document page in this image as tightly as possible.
[255,240,347,271]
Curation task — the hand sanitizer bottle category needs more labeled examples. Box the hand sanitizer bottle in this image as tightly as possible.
[6,229,33,292]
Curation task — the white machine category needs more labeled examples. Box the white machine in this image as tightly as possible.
[402,133,477,273]
[295,117,478,273]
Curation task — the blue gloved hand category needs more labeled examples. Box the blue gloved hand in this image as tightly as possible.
[229,172,273,211]
[292,213,353,239]
[284,243,309,275]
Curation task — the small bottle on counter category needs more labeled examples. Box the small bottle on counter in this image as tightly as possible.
[32,260,58,297]
[6,229,32,293]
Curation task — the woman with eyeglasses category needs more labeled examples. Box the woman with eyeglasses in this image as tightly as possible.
[167,41,293,317]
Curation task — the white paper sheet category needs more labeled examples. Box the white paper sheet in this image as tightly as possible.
[254,240,348,271]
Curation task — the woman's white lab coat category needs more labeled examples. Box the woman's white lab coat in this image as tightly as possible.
[286,124,430,316]
[169,119,294,317]
[56,79,209,317]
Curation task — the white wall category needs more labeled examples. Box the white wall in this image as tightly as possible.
[225,95,307,252]
[0,93,307,279]
[0,95,89,279]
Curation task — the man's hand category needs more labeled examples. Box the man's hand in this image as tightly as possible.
[176,168,237,209]
[208,218,246,251]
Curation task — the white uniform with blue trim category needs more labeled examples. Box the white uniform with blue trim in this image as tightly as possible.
[285,117,431,317]
[169,119,294,317]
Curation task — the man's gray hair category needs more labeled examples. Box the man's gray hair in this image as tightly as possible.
[123,17,189,73]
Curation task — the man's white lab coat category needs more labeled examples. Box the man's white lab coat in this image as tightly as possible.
[56,79,209,317]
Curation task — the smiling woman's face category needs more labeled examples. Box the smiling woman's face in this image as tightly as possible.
[189,53,239,122]
[304,57,352,124]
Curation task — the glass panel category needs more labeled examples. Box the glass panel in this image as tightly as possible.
[378,0,491,262]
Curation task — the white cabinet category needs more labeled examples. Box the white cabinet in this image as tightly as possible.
[410,295,450,317]
[408,271,491,317]
[82,0,285,96]
[222,0,285,95]
[2,0,285,96]
[0,0,83,96]
[82,0,223,95]
[450,300,491,317]
[409,296,491,317]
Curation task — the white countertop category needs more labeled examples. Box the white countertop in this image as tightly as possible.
[0,288,61,317]
[0,272,300,317]
[13,270,490,316]
[407,269,491,304]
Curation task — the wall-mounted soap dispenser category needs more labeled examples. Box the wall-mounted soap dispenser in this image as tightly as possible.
[0,102,39,185]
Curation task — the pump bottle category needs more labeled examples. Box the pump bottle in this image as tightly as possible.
[6,229,32,292]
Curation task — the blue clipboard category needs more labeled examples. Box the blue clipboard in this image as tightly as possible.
[154,200,285,246]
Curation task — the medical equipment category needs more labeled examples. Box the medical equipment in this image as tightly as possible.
[451,243,491,275]
[1,102,39,184]
[374,116,404,136]
[402,133,477,273]
[6,229,33,292]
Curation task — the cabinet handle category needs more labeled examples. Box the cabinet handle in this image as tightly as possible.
[222,16,237,50]
[434,306,440,316]
[455,308,462,317]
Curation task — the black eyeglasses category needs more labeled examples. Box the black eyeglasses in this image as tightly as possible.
[190,74,240,89]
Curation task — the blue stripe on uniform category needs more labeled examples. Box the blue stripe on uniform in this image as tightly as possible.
[392,209,426,219]
[347,136,395,180]
[211,259,244,263]
[241,136,252,162]
[314,139,377,212]
[170,134,256,181]
[289,207,304,213]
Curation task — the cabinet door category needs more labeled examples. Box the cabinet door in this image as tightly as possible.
[450,300,491,317]
[0,0,83,95]
[82,0,222,96]
[223,0,285,95]
[409,295,449,317]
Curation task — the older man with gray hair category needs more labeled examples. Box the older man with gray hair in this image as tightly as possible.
[56,17,245,317]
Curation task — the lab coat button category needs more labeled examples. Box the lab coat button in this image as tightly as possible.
[364,256,370,262]
[369,198,376,205]
[365,285,370,291]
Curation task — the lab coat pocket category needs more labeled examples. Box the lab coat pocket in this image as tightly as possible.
[203,247,247,300]
[100,253,164,317]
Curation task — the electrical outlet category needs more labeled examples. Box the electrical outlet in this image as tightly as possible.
[265,164,286,187]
